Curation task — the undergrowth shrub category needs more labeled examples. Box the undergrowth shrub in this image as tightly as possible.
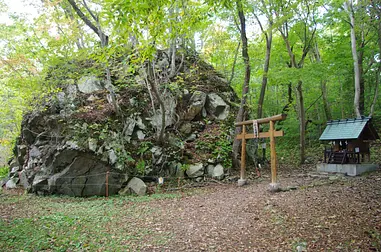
[0,166,9,179]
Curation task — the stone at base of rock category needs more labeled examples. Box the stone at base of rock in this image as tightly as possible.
[0,177,9,188]
[269,183,280,192]
[118,186,130,196]
[237,179,247,187]
[186,163,204,178]
[195,177,203,182]
[127,177,147,196]
[6,177,19,189]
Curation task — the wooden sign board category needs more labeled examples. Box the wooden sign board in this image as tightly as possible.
[236,130,284,140]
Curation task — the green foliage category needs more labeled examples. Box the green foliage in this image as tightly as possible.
[195,124,232,169]
[45,57,102,86]
[135,141,154,175]
[212,135,233,168]
[0,193,181,251]
[367,229,381,251]
[0,166,8,179]
[136,159,146,175]
[67,120,134,169]
[180,163,190,172]
[137,141,153,157]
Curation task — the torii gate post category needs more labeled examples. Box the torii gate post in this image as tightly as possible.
[235,114,287,191]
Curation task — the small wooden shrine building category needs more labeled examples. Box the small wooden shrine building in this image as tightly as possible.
[317,117,379,175]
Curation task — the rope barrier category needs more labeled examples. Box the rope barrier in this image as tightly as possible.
[29,169,237,196]
[50,174,178,181]
[58,183,121,187]
[32,174,232,197]
[50,171,122,179]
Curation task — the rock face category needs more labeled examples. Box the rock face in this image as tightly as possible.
[211,164,225,180]
[151,92,177,128]
[22,145,122,196]
[77,75,103,94]
[206,93,230,120]
[6,177,18,189]
[6,52,236,197]
[207,164,225,180]
[8,109,124,196]
[45,151,120,197]
[186,163,204,178]
[126,177,147,196]
[183,91,207,120]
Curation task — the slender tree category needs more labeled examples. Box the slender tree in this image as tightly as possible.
[232,0,252,168]
[369,0,381,116]
[276,0,317,164]
[253,0,274,119]
[313,42,332,121]
[344,0,376,117]
[67,0,119,114]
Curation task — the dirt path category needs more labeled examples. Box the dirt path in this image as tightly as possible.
[1,168,381,251]
[139,170,381,251]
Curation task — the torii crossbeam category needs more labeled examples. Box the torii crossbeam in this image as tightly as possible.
[235,114,287,191]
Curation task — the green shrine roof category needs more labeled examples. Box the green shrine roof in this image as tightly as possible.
[319,117,379,141]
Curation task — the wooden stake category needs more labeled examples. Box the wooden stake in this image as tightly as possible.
[106,171,109,198]
[240,125,246,180]
[269,120,277,184]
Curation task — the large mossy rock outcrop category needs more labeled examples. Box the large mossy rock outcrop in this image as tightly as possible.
[9,52,237,196]
[14,112,125,196]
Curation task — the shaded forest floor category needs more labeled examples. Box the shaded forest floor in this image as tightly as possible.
[1,166,381,251]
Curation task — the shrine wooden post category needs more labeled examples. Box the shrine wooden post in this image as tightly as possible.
[235,114,286,191]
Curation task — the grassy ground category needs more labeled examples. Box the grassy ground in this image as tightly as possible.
[0,192,183,251]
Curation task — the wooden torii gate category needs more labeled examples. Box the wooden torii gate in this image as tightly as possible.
[235,114,287,191]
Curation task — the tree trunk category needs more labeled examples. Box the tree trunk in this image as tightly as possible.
[296,81,306,164]
[313,42,331,120]
[169,41,177,78]
[321,80,332,121]
[98,24,119,115]
[67,0,119,114]
[347,0,362,117]
[257,25,273,119]
[281,83,293,113]
[232,0,251,169]
[67,0,108,45]
[278,0,316,165]
[228,41,241,85]
[370,18,381,117]
[316,102,322,136]
[168,6,177,78]
[148,61,166,144]
[340,76,345,118]
[105,68,119,114]
[369,65,380,117]
[359,50,365,115]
